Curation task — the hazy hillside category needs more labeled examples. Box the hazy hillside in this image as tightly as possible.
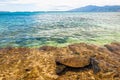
[70,5,120,12]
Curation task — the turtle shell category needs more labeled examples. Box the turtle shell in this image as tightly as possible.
[56,55,90,68]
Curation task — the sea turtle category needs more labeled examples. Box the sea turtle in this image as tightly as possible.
[55,54,100,74]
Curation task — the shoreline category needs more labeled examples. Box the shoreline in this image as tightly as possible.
[1,41,120,48]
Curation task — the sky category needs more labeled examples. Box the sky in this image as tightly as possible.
[0,0,120,11]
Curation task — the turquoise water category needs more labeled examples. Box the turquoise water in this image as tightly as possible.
[0,12,120,47]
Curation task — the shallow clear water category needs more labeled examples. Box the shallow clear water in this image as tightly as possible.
[0,12,120,47]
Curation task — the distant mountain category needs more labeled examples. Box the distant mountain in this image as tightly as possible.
[70,5,120,12]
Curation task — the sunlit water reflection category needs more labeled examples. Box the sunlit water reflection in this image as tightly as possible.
[0,12,120,47]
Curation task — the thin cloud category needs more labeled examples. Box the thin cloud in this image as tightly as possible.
[0,0,120,11]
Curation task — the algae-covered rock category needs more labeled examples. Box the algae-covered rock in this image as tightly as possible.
[0,48,58,80]
[0,42,120,80]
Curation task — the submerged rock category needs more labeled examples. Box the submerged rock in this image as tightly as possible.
[0,42,120,80]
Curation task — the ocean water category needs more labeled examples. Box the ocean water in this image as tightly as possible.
[0,12,120,47]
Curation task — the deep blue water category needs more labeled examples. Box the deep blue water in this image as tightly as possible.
[0,12,120,47]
